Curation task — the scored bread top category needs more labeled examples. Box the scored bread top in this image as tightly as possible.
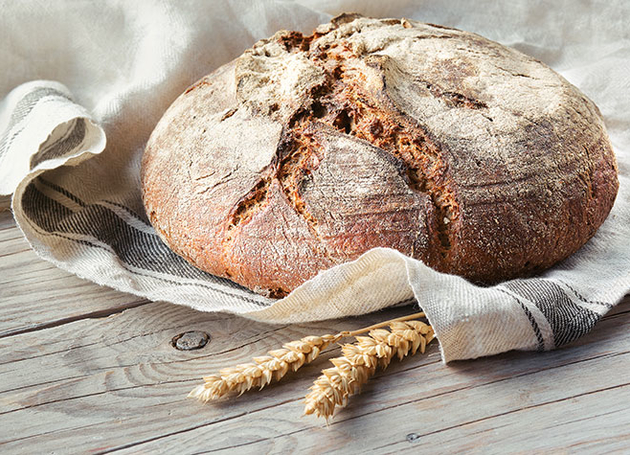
[142,14,618,297]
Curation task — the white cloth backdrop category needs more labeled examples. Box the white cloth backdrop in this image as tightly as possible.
[1,0,628,362]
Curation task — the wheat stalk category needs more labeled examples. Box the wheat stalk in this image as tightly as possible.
[303,318,434,419]
[188,312,433,408]
[188,333,342,402]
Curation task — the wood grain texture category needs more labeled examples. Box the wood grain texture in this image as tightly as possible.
[0,212,629,454]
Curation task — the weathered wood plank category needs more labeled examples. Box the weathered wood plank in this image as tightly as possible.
[107,303,630,454]
[384,384,630,453]
[0,197,10,212]
[0,291,627,453]
[0,300,416,451]
[0,209,14,229]
[0,213,150,336]
[147,383,630,455]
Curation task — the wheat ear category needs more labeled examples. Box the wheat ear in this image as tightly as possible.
[303,318,434,419]
[188,333,342,402]
[188,312,430,403]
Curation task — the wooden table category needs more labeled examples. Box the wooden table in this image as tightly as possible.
[1,208,629,453]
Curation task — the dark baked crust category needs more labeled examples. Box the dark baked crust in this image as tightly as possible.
[141,14,619,297]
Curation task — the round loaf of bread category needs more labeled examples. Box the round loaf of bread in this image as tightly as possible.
[142,14,618,298]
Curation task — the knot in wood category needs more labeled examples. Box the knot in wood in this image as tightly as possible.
[406,433,420,443]
[172,331,210,350]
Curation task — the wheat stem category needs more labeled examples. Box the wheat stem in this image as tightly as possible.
[341,311,426,337]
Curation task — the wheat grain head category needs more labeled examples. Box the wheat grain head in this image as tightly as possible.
[189,333,341,402]
[303,319,434,419]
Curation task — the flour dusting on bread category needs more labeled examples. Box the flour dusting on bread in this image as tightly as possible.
[142,14,618,297]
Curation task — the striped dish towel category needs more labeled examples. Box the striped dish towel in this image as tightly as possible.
[1,80,628,362]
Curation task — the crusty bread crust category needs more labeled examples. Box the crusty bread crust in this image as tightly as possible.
[142,14,618,297]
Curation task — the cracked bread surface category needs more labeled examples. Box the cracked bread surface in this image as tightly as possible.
[141,14,619,298]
